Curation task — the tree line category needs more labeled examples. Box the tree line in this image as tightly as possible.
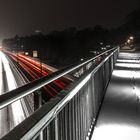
[2,7,140,67]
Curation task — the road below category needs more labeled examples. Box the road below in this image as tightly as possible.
[0,50,72,138]
[0,51,33,138]
[7,52,72,100]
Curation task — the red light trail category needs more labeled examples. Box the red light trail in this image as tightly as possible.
[5,51,71,99]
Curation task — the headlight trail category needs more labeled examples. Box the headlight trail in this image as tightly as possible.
[0,51,27,137]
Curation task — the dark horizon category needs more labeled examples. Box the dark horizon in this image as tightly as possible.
[0,0,139,42]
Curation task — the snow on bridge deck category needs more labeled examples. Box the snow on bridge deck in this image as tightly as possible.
[91,52,140,140]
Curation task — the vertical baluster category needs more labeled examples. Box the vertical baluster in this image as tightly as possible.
[55,116,59,140]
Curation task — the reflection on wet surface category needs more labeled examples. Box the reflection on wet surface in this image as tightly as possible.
[91,52,140,140]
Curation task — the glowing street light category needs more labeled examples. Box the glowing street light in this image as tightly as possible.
[127,39,130,44]
[130,36,134,40]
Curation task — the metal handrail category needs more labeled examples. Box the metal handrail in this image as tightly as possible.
[1,47,119,140]
[0,47,118,110]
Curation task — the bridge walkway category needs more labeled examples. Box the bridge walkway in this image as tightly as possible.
[91,52,140,140]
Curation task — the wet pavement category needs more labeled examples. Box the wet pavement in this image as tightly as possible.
[91,52,140,140]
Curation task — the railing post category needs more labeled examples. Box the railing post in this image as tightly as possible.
[55,116,59,140]
[38,131,43,140]
[34,90,43,140]
[34,90,42,111]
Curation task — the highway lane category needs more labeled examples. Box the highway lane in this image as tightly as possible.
[7,52,72,100]
[0,51,33,138]
[0,50,72,138]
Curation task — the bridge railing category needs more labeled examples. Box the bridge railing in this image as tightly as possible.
[0,47,119,140]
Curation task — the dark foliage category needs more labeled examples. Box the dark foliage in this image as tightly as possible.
[2,7,140,67]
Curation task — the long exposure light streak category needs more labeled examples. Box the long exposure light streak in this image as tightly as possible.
[7,52,70,98]
[0,51,25,126]
[0,56,2,95]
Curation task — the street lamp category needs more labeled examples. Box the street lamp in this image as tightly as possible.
[130,36,134,40]
[127,39,130,44]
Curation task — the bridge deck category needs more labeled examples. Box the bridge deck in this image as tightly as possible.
[91,52,140,140]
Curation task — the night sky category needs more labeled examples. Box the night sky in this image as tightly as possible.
[0,0,139,41]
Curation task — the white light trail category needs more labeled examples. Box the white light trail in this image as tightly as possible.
[0,51,25,126]
[0,56,2,95]
[0,52,17,90]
